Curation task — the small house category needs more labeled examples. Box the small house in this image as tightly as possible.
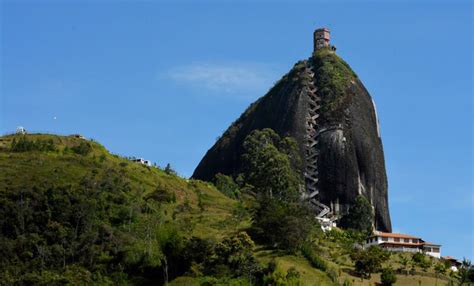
[16,126,27,134]
[132,158,152,167]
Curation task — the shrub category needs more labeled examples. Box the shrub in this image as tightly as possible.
[263,263,302,286]
[301,244,327,271]
[326,267,339,283]
[252,197,318,252]
[71,141,92,155]
[146,186,176,203]
[342,279,352,286]
[286,267,300,280]
[350,246,390,278]
[214,173,240,199]
[11,137,56,152]
[381,267,397,285]
[211,232,261,278]
[412,253,431,271]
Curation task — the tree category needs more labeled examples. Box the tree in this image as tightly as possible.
[241,129,319,252]
[241,128,301,201]
[380,267,397,286]
[340,195,373,233]
[164,163,177,175]
[251,196,318,252]
[214,173,240,199]
[213,232,261,279]
[350,246,390,279]
[457,258,474,285]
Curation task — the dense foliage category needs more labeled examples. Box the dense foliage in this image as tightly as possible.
[251,197,318,252]
[214,173,240,199]
[0,169,186,284]
[70,141,92,155]
[241,129,301,201]
[380,267,397,285]
[238,129,320,252]
[0,133,466,285]
[312,48,356,123]
[339,195,374,233]
[301,244,327,271]
[350,246,390,278]
[11,136,56,152]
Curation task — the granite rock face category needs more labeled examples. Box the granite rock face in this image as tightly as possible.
[192,50,392,232]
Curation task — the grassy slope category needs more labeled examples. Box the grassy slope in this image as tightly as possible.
[0,133,246,240]
[0,134,455,286]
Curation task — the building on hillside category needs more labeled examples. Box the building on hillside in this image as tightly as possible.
[442,256,461,272]
[363,232,441,258]
[132,158,152,167]
[16,126,27,134]
[70,134,86,140]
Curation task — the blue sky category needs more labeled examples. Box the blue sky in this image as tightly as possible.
[1,1,472,260]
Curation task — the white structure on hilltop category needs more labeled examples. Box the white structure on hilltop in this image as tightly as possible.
[132,158,152,167]
[363,232,441,258]
[317,217,337,232]
[442,256,461,272]
[16,126,27,134]
[70,134,86,140]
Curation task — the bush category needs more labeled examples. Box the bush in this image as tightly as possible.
[381,267,397,285]
[214,173,240,199]
[286,267,300,280]
[146,186,176,203]
[251,197,319,252]
[263,263,302,286]
[71,141,92,155]
[412,253,431,271]
[11,137,56,152]
[350,246,390,278]
[326,267,339,283]
[301,244,327,271]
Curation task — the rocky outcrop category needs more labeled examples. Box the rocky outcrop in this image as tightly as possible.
[192,49,392,232]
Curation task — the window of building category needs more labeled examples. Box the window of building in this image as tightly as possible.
[394,238,400,242]
[433,248,440,253]
[382,237,388,242]
[404,238,410,243]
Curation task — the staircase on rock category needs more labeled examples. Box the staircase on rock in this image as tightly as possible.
[303,62,332,221]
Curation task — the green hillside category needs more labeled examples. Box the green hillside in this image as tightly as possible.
[0,133,467,285]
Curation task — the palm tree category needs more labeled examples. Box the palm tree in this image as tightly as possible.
[457,258,472,285]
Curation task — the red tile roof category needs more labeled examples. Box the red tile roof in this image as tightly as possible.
[371,232,420,239]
